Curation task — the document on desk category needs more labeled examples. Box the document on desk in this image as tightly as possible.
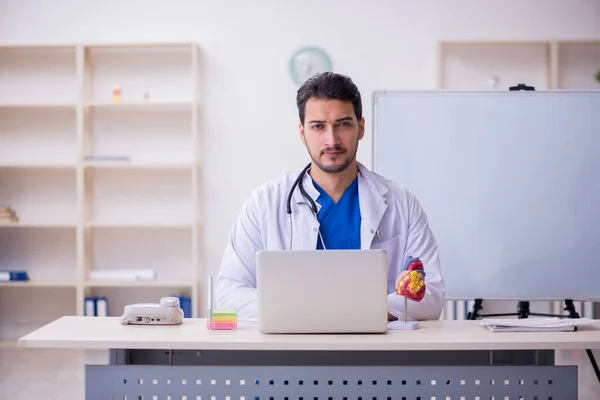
[479,317,600,332]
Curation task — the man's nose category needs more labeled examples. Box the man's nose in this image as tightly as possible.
[324,125,341,146]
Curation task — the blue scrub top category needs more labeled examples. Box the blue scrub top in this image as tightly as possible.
[313,176,361,250]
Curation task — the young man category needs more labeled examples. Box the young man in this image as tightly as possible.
[215,72,445,321]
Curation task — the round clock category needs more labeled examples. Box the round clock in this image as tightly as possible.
[289,47,332,85]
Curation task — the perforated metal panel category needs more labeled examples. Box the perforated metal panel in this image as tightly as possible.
[85,365,576,400]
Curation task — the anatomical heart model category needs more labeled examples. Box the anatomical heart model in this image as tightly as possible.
[389,256,426,330]
[397,256,426,301]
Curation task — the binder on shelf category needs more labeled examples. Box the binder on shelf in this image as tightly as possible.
[84,297,96,316]
[96,297,108,317]
[84,296,109,317]
[0,270,29,281]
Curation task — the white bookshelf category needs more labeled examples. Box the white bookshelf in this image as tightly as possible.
[437,40,600,90]
[555,41,600,89]
[0,43,200,339]
[435,40,599,320]
[0,106,77,167]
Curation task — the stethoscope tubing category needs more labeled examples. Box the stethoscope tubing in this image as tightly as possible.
[286,162,326,250]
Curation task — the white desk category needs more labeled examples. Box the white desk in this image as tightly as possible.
[19,316,600,400]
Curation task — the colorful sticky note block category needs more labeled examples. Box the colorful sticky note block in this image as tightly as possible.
[208,309,237,330]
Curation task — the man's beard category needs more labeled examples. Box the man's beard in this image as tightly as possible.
[307,137,359,174]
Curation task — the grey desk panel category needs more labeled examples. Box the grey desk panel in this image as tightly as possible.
[110,349,555,366]
[86,364,576,400]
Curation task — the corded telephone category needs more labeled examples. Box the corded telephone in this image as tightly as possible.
[120,296,184,325]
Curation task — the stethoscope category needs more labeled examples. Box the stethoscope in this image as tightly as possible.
[286,162,327,250]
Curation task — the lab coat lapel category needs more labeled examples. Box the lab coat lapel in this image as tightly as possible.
[289,163,387,250]
[357,164,388,249]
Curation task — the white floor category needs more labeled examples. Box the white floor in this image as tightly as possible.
[0,340,108,399]
[1,341,599,399]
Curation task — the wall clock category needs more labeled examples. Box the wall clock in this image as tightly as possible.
[289,47,332,85]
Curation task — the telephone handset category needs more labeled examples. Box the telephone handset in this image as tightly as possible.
[120,296,184,325]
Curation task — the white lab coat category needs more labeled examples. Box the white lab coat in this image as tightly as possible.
[215,162,446,321]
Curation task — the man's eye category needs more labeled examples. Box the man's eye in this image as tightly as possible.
[311,124,322,129]
[339,122,351,127]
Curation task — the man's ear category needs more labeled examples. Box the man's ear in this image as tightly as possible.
[358,117,365,140]
[299,122,307,145]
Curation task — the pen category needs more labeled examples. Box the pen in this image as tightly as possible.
[208,275,213,328]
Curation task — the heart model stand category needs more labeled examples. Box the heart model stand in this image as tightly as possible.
[388,256,426,330]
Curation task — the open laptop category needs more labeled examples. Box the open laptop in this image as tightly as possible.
[256,249,389,334]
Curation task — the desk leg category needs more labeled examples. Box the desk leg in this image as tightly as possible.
[109,349,128,365]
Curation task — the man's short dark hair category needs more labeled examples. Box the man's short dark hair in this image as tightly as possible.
[296,72,362,125]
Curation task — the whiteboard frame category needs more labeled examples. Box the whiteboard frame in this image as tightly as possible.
[371,89,600,302]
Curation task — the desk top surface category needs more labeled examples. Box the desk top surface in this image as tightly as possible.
[17,317,600,351]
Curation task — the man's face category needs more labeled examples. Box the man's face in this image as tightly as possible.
[299,98,365,174]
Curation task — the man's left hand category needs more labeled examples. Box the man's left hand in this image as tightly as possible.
[396,270,426,301]
[394,270,410,292]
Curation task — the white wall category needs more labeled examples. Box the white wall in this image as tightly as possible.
[1,0,599,313]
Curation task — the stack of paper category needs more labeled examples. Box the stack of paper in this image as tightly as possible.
[88,269,156,281]
[479,317,600,332]
[0,205,18,224]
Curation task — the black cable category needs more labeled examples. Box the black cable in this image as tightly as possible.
[470,297,600,385]
[586,349,600,386]
[561,300,600,385]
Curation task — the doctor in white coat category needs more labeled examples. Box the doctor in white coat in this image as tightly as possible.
[215,72,445,321]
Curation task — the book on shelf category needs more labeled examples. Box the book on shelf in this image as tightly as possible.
[0,270,29,281]
[0,205,18,224]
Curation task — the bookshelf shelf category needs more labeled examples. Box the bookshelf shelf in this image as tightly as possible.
[0,281,77,288]
[0,46,77,105]
[437,41,551,89]
[0,105,77,166]
[437,40,600,90]
[86,101,193,111]
[0,164,77,169]
[0,43,201,339]
[86,222,193,228]
[85,280,193,288]
[83,162,193,170]
[86,45,194,105]
[556,41,600,89]
[85,106,194,165]
[0,223,76,228]
[0,104,76,109]
[0,168,77,224]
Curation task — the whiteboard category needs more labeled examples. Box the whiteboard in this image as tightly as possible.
[372,90,600,301]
